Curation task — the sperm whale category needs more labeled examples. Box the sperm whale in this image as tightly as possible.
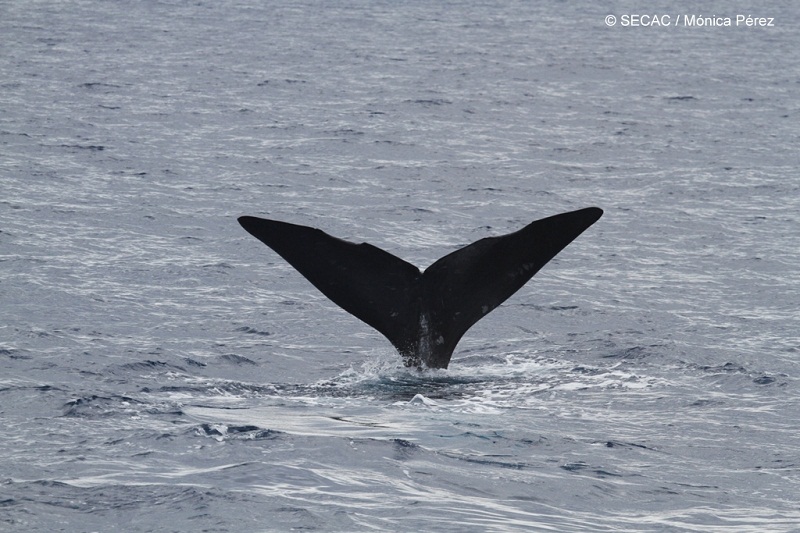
[238,207,602,368]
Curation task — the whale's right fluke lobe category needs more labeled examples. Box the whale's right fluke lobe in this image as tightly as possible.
[238,207,602,369]
[420,207,603,367]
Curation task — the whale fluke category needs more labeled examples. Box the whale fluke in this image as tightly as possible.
[238,207,602,368]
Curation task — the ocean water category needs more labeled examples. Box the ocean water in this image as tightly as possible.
[2,1,799,531]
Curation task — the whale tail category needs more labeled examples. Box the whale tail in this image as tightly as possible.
[238,207,602,368]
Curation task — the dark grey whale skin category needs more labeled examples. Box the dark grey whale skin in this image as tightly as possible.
[238,207,602,369]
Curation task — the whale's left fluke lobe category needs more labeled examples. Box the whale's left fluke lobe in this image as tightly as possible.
[237,215,424,357]
[238,207,602,369]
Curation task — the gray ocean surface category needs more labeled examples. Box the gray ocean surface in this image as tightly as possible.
[2,1,799,531]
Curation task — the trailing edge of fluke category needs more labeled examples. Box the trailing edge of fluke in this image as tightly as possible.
[238,207,603,369]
